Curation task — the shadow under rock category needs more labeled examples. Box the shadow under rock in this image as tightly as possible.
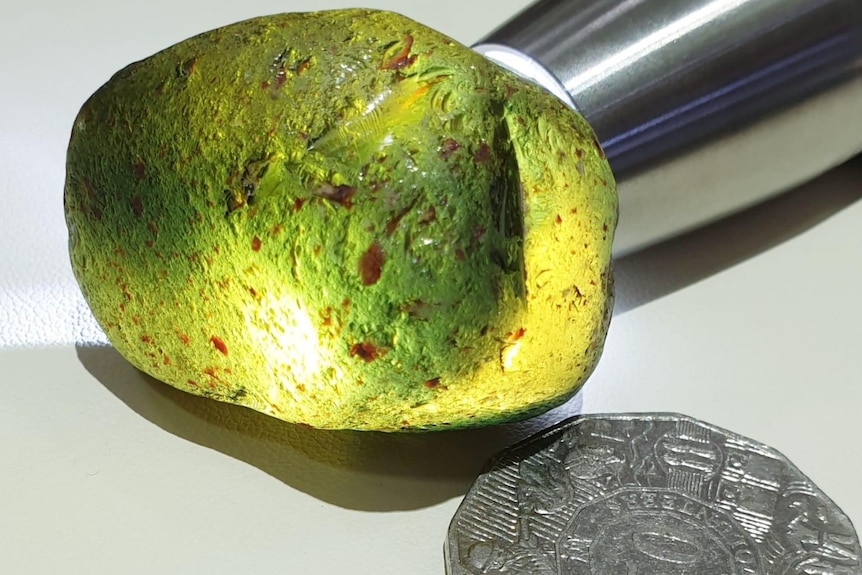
[76,344,583,512]
[613,156,862,315]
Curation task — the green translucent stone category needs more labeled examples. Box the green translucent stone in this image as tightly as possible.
[64,9,617,430]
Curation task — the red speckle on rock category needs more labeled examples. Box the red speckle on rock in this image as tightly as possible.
[473,142,491,164]
[181,56,199,77]
[293,198,304,212]
[315,184,355,209]
[404,299,428,318]
[321,307,333,327]
[350,341,381,362]
[381,35,417,71]
[506,327,526,343]
[440,138,460,159]
[386,200,417,237]
[81,179,102,220]
[424,378,440,389]
[555,214,563,225]
[251,236,262,252]
[210,336,228,356]
[130,196,143,218]
[203,367,219,379]
[133,160,146,180]
[83,178,96,200]
[419,206,436,224]
[359,242,384,286]
[295,58,312,75]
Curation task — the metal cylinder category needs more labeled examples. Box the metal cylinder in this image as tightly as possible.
[475,0,862,254]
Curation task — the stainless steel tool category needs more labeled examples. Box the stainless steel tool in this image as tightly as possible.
[474,0,862,254]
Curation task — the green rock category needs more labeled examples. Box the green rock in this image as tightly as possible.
[64,9,617,430]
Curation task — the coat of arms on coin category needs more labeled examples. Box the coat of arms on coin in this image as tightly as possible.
[446,414,860,574]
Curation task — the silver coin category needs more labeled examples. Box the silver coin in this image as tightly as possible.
[446,413,860,575]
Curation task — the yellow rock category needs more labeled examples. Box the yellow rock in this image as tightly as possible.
[64,9,617,430]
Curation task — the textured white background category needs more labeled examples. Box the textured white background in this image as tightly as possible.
[1,1,861,574]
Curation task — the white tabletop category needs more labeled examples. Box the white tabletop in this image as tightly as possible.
[2,1,860,573]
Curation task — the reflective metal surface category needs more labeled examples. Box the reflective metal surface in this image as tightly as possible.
[476,0,862,253]
[446,413,862,575]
